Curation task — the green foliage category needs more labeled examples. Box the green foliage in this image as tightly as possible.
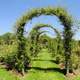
[0,32,16,45]
[14,7,73,74]
[4,53,30,73]
[29,23,61,57]
[5,54,17,70]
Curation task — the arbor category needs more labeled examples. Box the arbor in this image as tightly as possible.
[14,7,73,74]
[30,30,48,57]
[29,23,61,57]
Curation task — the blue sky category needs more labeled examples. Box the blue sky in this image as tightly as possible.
[0,0,80,39]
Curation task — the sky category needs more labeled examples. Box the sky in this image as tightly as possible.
[0,0,80,40]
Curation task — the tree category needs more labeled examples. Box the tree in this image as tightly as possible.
[0,32,15,45]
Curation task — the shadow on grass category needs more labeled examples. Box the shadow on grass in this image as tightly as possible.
[28,67,66,75]
[32,59,58,63]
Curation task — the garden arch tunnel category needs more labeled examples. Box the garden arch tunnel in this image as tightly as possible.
[29,23,61,44]
[14,7,73,74]
[29,23,61,57]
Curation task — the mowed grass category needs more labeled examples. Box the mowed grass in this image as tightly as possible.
[23,49,66,80]
[0,49,79,80]
[0,68,19,80]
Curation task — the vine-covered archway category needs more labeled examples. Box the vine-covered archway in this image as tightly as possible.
[29,23,61,57]
[14,7,73,74]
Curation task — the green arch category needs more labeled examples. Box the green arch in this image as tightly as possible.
[14,7,73,74]
[29,24,61,57]
[30,23,61,41]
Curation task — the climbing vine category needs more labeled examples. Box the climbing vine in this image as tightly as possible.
[14,7,73,74]
[29,23,61,57]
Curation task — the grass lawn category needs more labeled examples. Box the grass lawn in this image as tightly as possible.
[23,49,66,80]
[0,68,19,80]
[0,49,79,80]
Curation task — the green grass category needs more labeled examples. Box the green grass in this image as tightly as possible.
[0,49,80,80]
[73,75,80,80]
[23,49,66,80]
[0,68,19,80]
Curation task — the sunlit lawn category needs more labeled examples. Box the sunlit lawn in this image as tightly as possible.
[0,49,79,80]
